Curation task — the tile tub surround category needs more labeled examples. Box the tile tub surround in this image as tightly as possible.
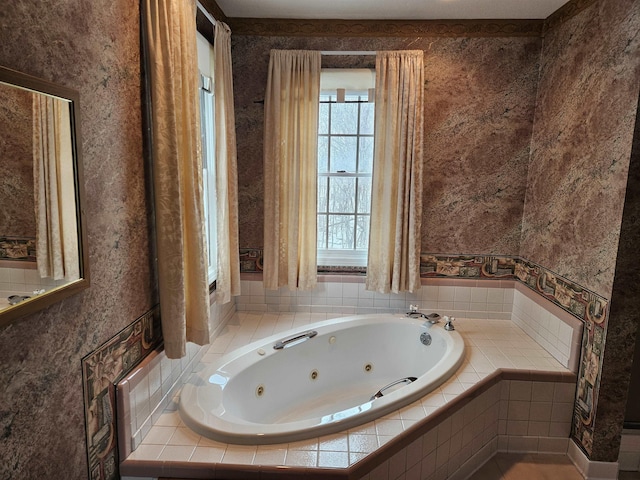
[119,314,578,479]
[237,275,515,321]
[237,277,582,372]
[117,300,236,459]
[511,283,584,373]
[0,264,66,295]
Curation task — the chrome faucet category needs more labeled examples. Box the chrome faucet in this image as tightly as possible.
[7,295,30,306]
[443,316,455,331]
[405,305,440,323]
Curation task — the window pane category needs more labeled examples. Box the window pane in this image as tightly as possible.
[331,103,358,134]
[329,177,355,213]
[358,137,374,173]
[360,102,375,134]
[319,101,329,134]
[318,136,328,173]
[356,216,370,250]
[317,214,327,249]
[357,177,371,214]
[317,176,328,213]
[327,215,355,249]
[329,136,357,172]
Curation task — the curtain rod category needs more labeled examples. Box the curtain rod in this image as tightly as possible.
[321,51,376,56]
[197,1,217,26]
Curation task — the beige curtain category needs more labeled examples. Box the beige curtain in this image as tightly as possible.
[212,21,241,304]
[366,50,424,294]
[33,94,80,282]
[143,0,210,358]
[263,50,321,290]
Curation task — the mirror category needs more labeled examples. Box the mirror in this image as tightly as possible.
[0,66,89,327]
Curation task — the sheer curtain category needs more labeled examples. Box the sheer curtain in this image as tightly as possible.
[263,50,321,290]
[212,21,240,303]
[366,50,425,294]
[33,95,79,281]
[143,0,210,358]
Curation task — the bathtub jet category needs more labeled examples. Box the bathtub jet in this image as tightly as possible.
[178,314,465,445]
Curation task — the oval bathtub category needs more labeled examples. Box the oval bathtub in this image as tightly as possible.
[179,314,465,444]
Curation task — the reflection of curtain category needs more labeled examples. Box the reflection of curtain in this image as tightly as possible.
[33,94,79,282]
[212,22,240,304]
[143,0,210,358]
[263,50,321,290]
[366,51,424,294]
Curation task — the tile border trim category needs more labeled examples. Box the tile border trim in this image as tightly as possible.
[81,307,162,480]
[0,236,36,262]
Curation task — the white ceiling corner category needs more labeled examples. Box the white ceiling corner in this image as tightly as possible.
[215,0,570,20]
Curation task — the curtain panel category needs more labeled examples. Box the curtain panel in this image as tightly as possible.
[212,21,241,304]
[33,95,79,281]
[143,0,210,358]
[366,50,425,294]
[263,50,321,291]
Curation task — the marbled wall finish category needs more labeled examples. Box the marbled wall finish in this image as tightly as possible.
[0,84,35,237]
[521,0,640,299]
[0,1,156,479]
[521,0,640,462]
[233,35,541,255]
[595,92,640,462]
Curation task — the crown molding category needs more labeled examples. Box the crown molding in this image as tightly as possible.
[227,18,544,37]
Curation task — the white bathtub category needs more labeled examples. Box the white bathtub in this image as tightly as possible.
[179,314,465,444]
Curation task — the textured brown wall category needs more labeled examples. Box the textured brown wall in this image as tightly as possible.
[233,35,541,255]
[521,0,640,299]
[0,85,35,237]
[522,0,640,461]
[0,1,156,479]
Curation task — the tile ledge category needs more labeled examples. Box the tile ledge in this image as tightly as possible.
[120,367,576,480]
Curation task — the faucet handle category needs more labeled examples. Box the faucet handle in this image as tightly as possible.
[409,304,419,312]
[444,316,455,331]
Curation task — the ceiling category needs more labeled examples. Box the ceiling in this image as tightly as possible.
[214,0,571,20]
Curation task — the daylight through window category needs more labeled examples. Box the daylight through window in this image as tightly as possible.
[317,72,375,267]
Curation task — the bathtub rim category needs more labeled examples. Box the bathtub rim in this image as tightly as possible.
[178,313,465,445]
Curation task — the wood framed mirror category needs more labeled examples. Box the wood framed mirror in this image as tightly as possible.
[0,66,89,327]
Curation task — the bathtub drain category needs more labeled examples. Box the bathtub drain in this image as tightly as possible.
[364,363,373,372]
[310,369,319,380]
[256,385,265,397]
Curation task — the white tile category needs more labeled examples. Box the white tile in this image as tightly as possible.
[190,446,225,463]
[438,286,455,302]
[143,425,176,445]
[168,427,201,446]
[486,288,504,304]
[221,445,257,464]
[158,444,196,461]
[454,287,472,302]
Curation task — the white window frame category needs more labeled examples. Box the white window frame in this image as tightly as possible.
[317,69,375,268]
[197,31,217,284]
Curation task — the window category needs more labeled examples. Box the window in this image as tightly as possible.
[197,32,217,283]
[317,70,375,267]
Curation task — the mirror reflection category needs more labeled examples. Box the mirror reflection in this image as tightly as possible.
[0,67,88,323]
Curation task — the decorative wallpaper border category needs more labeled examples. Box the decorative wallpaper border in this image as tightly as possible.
[239,247,606,456]
[0,236,36,262]
[81,307,161,480]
